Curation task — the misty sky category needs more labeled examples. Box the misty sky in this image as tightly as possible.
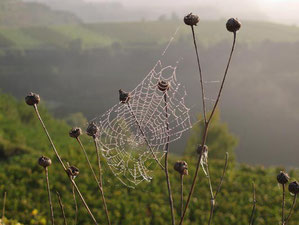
[84,0,299,25]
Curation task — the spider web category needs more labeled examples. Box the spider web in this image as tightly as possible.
[90,61,192,187]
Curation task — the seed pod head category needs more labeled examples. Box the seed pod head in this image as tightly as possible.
[25,92,40,106]
[184,13,199,26]
[157,81,170,92]
[277,171,290,184]
[67,166,79,178]
[226,18,241,33]
[197,144,208,155]
[288,181,299,195]
[86,122,99,138]
[174,161,188,176]
[69,127,82,138]
[38,156,52,168]
[119,89,130,103]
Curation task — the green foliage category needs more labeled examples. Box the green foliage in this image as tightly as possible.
[184,110,238,160]
[0,93,298,224]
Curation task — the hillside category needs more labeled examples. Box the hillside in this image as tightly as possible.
[0,93,298,224]
[0,0,80,28]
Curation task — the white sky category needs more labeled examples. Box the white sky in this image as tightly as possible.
[83,0,299,25]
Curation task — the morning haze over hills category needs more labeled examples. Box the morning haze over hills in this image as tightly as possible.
[1,0,299,167]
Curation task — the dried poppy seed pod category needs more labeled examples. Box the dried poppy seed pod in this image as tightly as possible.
[288,181,299,195]
[157,81,170,92]
[226,18,241,33]
[184,13,199,26]
[38,156,52,168]
[119,89,130,103]
[197,144,208,155]
[174,161,188,176]
[69,127,82,138]
[25,92,40,106]
[86,122,99,138]
[277,171,290,184]
[67,166,79,178]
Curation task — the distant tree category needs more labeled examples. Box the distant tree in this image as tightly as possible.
[184,110,238,161]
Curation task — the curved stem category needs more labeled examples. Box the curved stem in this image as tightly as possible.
[45,167,55,225]
[33,104,98,225]
[180,175,184,219]
[164,93,175,225]
[76,138,111,225]
[191,25,207,123]
[282,184,286,225]
[284,194,297,225]
[56,191,67,225]
[72,185,78,225]
[249,182,256,225]
[206,161,214,225]
[179,32,237,225]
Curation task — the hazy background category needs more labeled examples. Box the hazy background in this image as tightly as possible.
[1,0,299,167]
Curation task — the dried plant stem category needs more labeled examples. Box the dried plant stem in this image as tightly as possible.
[2,191,6,220]
[282,184,286,225]
[45,167,55,225]
[32,104,98,225]
[284,194,297,225]
[179,32,237,225]
[72,185,78,225]
[76,138,111,225]
[249,182,256,225]
[127,103,164,169]
[206,162,215,225]
[93,138,111,225]
[163,93,175,225]
[56,191,68,225]
[191,25,207,123]
[180,175,184,219]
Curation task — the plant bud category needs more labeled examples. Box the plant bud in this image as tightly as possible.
[67,166,79,178]
[119,89,130,103]
[157,81,170,92]
[226,18,241,33]
[25,92,40,106]
[288,181,299,195]
[277,171,290,184]
[174,161,188,176]
[69,127,82,138]
[86,122,99,138]
[184,13,199,26]
[38,156,52,168]
[197,145,208,155]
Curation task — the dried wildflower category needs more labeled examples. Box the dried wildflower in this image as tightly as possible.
[25,92,40,106]
[157,81,170,92]
[119,89,130,103]
[174,161,188,176]
[86,122,99,138]
[69,127,82,138]
[226,18,241,33]
[67,166,79,178]
[38,156,52,168]
[184,13,199,26]
[277,171,290,184]
[288,181,299,195]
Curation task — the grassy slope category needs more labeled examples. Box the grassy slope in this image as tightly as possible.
[0,20,299,50]
[0,93,298,224]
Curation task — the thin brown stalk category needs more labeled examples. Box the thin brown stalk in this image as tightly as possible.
[191,25,207,123]
[127,103,164,169]
[76,137,111,225]
[179,32,237,225]
[249,182,256,225]
[2,191,6,220]
[93,138,111,225]
[206,162,215,225]
[282,184,286,225]
[72,185,78,225]
[56,191,68,225]
[214,152,229,199]
[180,175,184,219]
[45,167,55,225]
[163,93,175,225]
[284,194,297,225]
[32,104,98,225]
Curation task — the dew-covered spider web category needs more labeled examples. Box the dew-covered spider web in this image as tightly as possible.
[90,60,192,187]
